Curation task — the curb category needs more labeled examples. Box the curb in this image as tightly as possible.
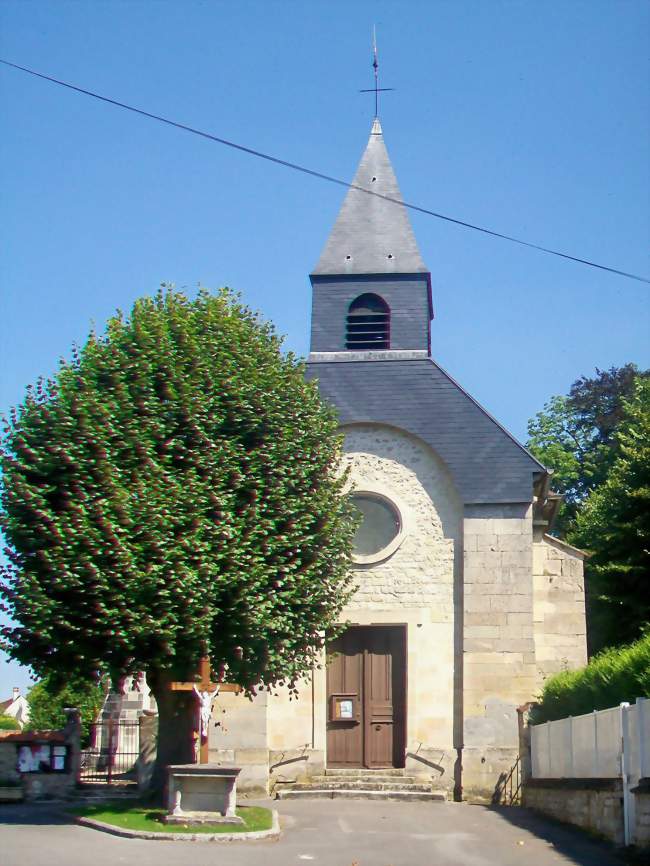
[75,809,281,842]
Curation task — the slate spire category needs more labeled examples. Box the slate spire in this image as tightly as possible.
[312,119,428,276]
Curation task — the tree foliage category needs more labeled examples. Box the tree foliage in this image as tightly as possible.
[527,364,647,535]
[0,714,21,731]
[0,288,357,700]
[531,632,650,724]
[26,675,107,743]
[570,378,650,649]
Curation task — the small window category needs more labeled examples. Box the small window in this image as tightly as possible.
[346,293,390,350]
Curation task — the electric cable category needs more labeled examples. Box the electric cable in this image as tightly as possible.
[1,58,648,285]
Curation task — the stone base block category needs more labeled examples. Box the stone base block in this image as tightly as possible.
[163,811,244,826]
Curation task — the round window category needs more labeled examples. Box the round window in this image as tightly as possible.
[350,493,401,558]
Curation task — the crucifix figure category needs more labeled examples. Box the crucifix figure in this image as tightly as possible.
[359,25,394,118]
[193,684,219,740]
[169,656,241,763]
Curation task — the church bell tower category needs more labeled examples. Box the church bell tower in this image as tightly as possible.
[309,119,434,359]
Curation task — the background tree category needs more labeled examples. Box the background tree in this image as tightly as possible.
[26,674,107,744]
[527,364,648,535]
[570,378,650,650]
[1,287,357,788]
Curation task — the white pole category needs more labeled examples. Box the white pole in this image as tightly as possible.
[621,702,631,846]
[639,697,648,779]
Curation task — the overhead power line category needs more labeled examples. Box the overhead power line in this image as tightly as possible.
[1,57,648,285]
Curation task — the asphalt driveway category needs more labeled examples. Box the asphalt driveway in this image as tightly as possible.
[0,797,625,866]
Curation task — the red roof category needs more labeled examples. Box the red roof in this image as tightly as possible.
[0,730,66,744]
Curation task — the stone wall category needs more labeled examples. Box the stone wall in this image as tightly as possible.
[532,534,587,685]
[462,503,536,797]
[0,732,78,802]
[340,423,461,611]
[523,778,624,845]
[633,781,650,847]
[0,739,20,785]
[209,688,269,796]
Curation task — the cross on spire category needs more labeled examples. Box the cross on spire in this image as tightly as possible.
[359,25,394,118]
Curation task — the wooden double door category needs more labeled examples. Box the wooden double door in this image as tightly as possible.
[326,625,406,769]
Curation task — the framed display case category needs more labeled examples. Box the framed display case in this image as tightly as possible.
[329,693,357,723]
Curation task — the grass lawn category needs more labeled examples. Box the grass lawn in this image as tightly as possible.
[70,801,273,834]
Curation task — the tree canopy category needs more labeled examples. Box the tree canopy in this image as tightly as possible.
[1,288,356,706]
[26,674,107,744]
[527,364,648,535]
[528,366,650,652]
[570,378,650,648]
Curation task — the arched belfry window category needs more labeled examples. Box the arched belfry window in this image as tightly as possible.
[345,293,390,350]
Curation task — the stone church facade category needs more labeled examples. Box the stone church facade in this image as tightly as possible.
[208,119,588,799]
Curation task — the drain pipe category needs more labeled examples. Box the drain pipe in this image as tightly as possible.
[620,702,631,846]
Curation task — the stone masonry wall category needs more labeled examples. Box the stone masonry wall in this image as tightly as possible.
[533,534,587,687]
[341,423,461,612]
[209,689,269,796]
[462,503,536,797]
[0,741,20,784]
[634,788,650,847]
[523,779,624,845]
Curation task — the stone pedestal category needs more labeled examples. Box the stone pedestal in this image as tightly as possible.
[164,764,243,825]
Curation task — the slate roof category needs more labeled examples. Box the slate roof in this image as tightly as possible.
[312,119,428,276]
[306,357,546,504]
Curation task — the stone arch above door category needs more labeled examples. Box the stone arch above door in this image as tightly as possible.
[340,423,462,611]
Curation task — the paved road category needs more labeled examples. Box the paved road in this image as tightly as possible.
[0,798,624,866]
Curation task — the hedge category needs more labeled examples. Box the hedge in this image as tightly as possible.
[0,714,21,731]
[531,632,650,724]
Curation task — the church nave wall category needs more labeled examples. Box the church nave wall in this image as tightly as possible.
[341,423,461,613]
[462,503,537,798]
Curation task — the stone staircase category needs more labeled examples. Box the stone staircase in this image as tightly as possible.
[274,768,447,802]
[72,782,143,804]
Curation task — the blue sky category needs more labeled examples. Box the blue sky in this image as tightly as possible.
[1,0,648,696]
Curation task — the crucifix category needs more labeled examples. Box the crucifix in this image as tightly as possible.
[359,25,394,118]
[170,656,241,763]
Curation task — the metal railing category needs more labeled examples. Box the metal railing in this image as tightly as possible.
[80,718,140,785]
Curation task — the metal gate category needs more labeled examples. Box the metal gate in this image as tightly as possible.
[80,719,140,785]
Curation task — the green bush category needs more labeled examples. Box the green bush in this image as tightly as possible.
[531,632,650,724]
[27,675,107,745]
[0,714,21,731]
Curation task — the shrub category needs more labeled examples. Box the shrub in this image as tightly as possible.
[26,675,107,744]
[0,714,21,731]
[531,632,650,724]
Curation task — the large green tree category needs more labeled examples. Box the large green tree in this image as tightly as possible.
[1,287,356,786]
[570,378,650,650]
[527,364,647,535]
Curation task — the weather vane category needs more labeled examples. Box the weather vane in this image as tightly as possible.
[359,25,394,118]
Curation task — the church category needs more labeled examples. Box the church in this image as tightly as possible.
[208,118,588,800]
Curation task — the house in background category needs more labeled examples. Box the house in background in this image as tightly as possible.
[0,687,30,728]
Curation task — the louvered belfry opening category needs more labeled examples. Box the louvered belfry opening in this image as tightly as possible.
[346,293,390,350]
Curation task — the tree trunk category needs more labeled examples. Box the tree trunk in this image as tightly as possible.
[147,668,198,799]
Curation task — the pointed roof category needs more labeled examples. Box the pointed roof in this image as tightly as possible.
[312,119,428,276]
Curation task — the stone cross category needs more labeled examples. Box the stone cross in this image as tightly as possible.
[169,656,241,763]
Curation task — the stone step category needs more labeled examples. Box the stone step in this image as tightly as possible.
[275,788,447,803]
[286,780,434,793]
[316,774,421,785]
[324,768,406,777]
[72,785,141,803]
